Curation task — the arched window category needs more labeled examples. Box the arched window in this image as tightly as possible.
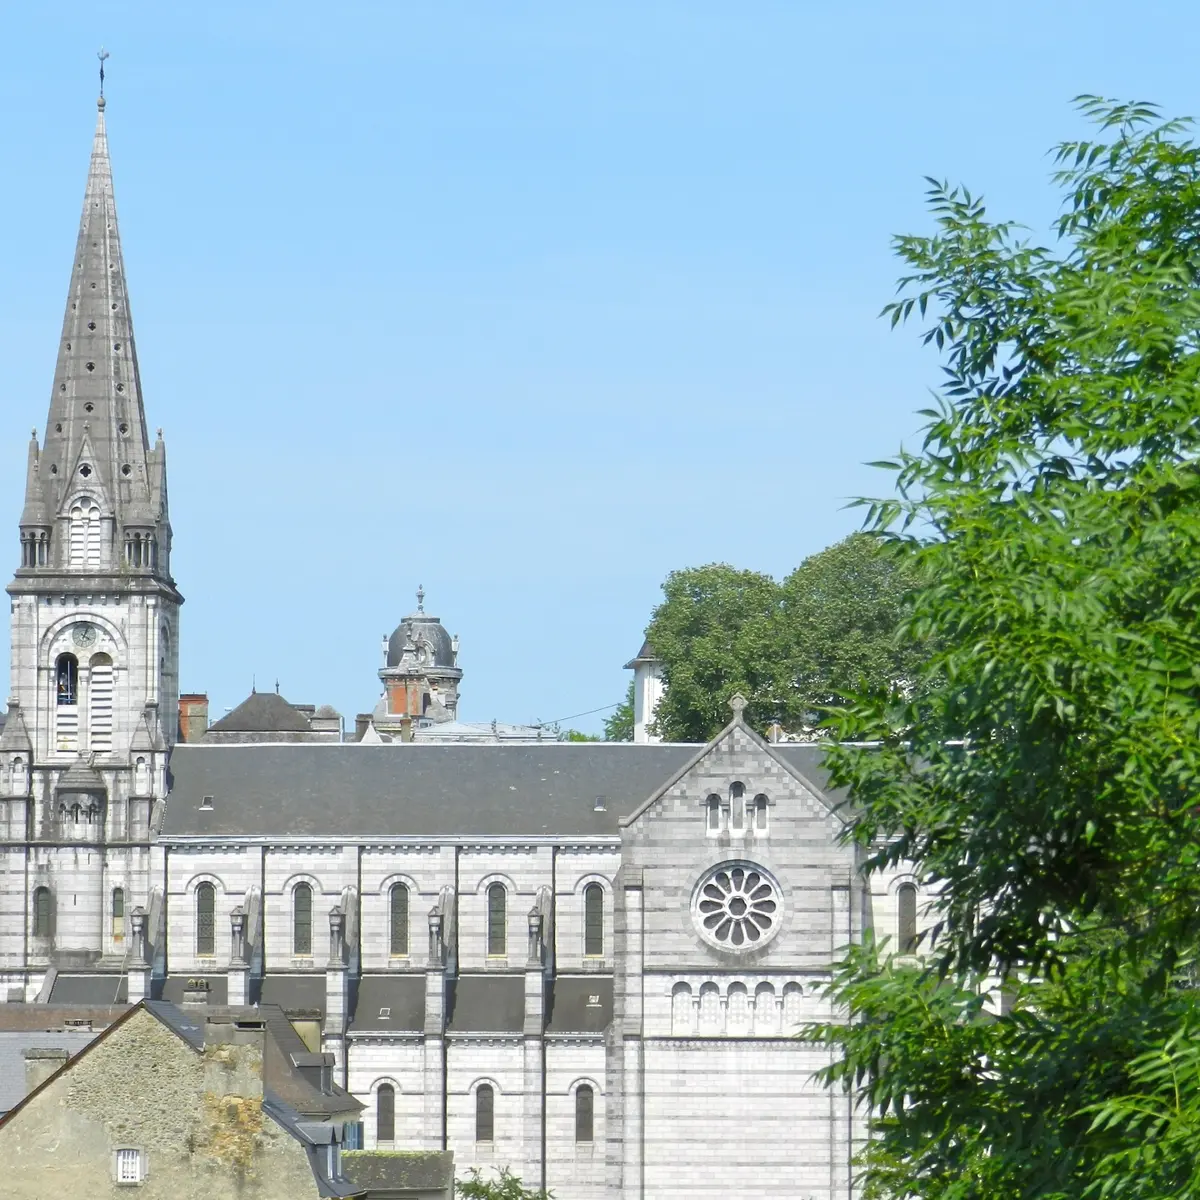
[671,982,694,1035]
[898,883,918,953]
[89,653,113,753]
[294,883,313,955]
[376,1083,395,1143]
[584,883,604,958]
[10,757,27,794]
[32,886,52,938]
[134,757,150,794]
[706,794,721,834]
[753,794,769,833]
[730,781,746,831]
[196,882,216,956]
[390,884,409,956]
[112,887,125,940]
[575,1084,594,1143]
[56,654,78,706]
[487,884,506,957]
[475,1084,494,1143]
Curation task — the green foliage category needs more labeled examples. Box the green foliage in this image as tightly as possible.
[603,681,635,741]
[808,96,1200,1199]
[646,534,921,741]
[559,729,600,742]
[456,1166,553,1200]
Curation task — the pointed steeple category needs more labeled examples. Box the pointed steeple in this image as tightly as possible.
[22,93,172,579]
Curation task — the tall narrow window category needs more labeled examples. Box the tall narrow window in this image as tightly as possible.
[56,654,78,705]
[487,884,506,957]
[753,794,769,832]
[475,1084,494,1142]
[575,1085,594,1143]
[584,884,604,958]
[390,883,409,956]
[706,795,721,833]
[376,1083,395,1142]
[898,883,918,953]
[32,886,52,937]
[112,887,125,940]
[89,653,113,753]
[294,883,313,955]
[730,781,746,831]
[196,882,215,955]
[134,756,150,794]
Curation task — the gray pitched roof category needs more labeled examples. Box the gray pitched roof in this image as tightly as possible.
[49,973,128,1004]
[447,976,525,1034]
[162,742,705,838]
[546,976,612,1034]
[0,1030,98,1113]
[259,973,326,1017]
[351,975,426,1033]
[207,691,313,734]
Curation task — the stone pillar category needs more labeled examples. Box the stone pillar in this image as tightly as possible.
[227,906,249,1007]
[127,906,151,1004]
[423,909,447,1149]
[324,907,348,1080]
[523,910,546,1191]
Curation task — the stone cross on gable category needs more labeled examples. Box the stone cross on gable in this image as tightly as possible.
[728,693,748,721]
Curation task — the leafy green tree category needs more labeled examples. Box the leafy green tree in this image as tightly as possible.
[645,536,920,741]
[456,1166,552,1200]
[806,97,1200,1199]
[603,681,635,741]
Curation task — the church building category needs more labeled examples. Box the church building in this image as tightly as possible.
[0,95,928,1200]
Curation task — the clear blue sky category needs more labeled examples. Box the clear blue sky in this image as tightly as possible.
[2,2,1195,733]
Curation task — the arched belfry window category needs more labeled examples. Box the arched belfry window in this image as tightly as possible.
[390,884,409,956]
[68,499,101,568]
[575,1084,594,1143]
[32,886,52,938]
[89,653,113,753]
[475,1084,494,1142]
[487,884,507,957]
[196,882,216,956]
[376,1083,395,1143]
[584,884,604,958]
[56,654,78,706]
[898,883,918,953]
[293,883,313,956]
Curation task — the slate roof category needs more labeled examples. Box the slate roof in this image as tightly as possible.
[208,691,313,734]
[343,1150,455,1196]
[351,975,426,1033]
[260,973,327,1017]
[163,743,708,838]
[49,974,128,1004]
[446,975,525,1034]
[0,1030,97,1112]
[546,976,612,1034]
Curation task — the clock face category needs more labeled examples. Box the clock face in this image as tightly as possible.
[72,623,98,648]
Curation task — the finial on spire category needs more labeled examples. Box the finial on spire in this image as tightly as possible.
[97,48,110,107]
[728,693,748,721]
[416,584,425,613]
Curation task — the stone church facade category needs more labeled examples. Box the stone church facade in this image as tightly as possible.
[0,98,929,1199]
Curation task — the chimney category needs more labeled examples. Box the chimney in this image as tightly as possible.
[178,693,209,743]
[182,977,212,1007]
[354,713,371,743]
[24,1047,69,1095]
[399,715,413,743]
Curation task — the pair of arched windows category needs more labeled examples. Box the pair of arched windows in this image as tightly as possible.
[68,499,101,568]
[53,651,114,754]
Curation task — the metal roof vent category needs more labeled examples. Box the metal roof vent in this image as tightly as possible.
[199,794,213,811]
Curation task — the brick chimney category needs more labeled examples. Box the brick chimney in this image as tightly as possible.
[178,693,210,743]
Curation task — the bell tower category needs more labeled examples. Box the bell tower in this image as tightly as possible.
[0,88,182,998]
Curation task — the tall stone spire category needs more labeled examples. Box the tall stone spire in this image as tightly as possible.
[20,92,171,578]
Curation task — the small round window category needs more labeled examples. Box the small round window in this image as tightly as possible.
[692,861,782,952]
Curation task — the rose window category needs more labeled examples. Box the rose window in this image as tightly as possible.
[694,863,781,950]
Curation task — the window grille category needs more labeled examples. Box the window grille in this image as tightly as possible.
[390,884,409,956]
[476,1084,494,1142]
[583,884,604,957]
[487,884,506,957]
[196,882,215,956]
[115,1148,141,1183]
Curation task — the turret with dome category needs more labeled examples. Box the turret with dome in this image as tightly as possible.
[374,587,463,733]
